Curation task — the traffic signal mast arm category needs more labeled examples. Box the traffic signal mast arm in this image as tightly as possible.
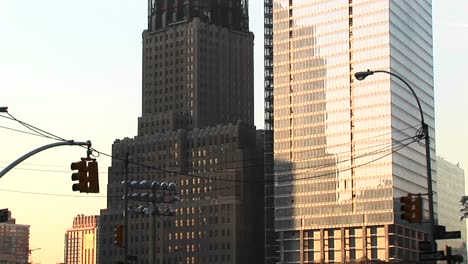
[0,141,91,179]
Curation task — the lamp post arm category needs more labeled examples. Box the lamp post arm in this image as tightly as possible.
[370,69,435,250]
[0,141,91,179]
[356,69,435,251]
[372,70,425,125]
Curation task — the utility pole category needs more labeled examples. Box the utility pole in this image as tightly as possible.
[28,248,41,264]
[124,153,129,264]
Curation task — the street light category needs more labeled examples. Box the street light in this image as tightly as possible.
[123,180,179,264]
[354,69,435,249]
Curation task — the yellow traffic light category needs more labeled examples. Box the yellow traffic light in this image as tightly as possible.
[71,159,88,193]
[113,224,124,248]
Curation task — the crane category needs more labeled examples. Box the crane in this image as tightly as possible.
[28,248,41,264]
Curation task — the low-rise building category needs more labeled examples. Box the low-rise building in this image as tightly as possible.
[64,214,99,264]
[0,209,29,264]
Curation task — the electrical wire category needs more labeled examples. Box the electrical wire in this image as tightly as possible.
[0,125,55,139]
[0,188,106,198]
[0,139,417,198]
[0,137,406,176]
[5,112,68,141]
[0,132,414,176]
[98,136,418,183]
[1,112,424,183]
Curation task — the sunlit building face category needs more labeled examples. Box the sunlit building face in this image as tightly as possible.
[269,0,435,262]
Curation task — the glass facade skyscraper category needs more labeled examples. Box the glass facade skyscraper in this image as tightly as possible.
[267,0,436,262]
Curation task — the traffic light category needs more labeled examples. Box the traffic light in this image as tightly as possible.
[113,224,124,248]
[413,195,423,223]
[400,193,423,223]
[70,158,100,193]
[71,159,88,193]
[87,160,100,193]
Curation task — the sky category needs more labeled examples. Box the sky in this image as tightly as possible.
[0,1,467,263]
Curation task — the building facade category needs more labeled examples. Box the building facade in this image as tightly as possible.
[264,1,277,263]
[64,214,99,264]
[267,0,435,262]
[436,156,467,262]
[0,210,29,264]
[99,1,264,264]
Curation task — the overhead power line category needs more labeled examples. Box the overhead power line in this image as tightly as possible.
[1,112,421,184]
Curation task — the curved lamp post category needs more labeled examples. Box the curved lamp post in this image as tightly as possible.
[354,69,435,249]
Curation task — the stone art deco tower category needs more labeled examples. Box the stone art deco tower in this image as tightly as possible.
[99,1,264,264]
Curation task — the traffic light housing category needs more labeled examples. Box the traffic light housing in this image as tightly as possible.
[87,160,100,193]
[413,195,423,223]
[400,193,423,223]
[71,159,88,192]
[71,158,100,193]
[113,224,124,248]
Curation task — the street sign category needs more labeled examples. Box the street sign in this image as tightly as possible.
[434,231,461,240]
[419,250,445,261]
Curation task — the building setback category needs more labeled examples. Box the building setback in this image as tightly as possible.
[436,157,467,262]
[267,0,436,262]
[0,210,29,264]
[64,214,99,264]
[99,1,264,264]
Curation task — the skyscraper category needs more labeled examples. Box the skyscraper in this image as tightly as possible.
[99,1,264,264]
[436,157,466,261]
[266,1,435,262]
[64,215,99,264]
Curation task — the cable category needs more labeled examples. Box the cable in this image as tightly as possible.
[0,140,417,198]
[0,132,413,176]
[0,188,106,198]
[0,134,412,179]
[275,137,416,180]
[0,125,56,139]
[1,111,421,169]
[130,133,418,174]
[276,139,417,183]
[1,112,422,184]
[0,160,70,168]
[105,136,417,184]
[0,167,70,173]
[5,112,68,142]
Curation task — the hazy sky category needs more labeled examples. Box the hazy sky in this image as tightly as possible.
[0,1,467,263]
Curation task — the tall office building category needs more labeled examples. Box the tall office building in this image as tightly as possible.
[64,214,99,264]
[99,1,264,264]
[263,0,277,263]
[436,157,467,261]
[0,210,29,264]
[266,0,436,262]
